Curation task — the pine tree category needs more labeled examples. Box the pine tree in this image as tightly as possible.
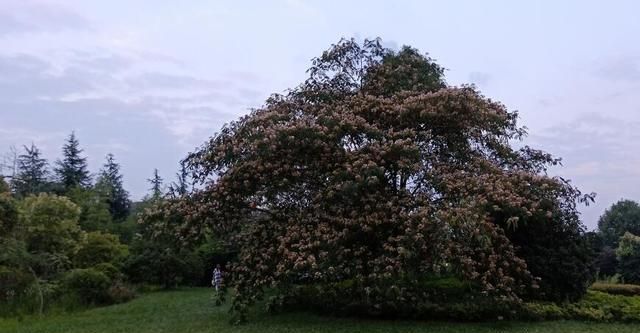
[147,169,164,200]
[12,143,49,197]
[96,153,131,221]
[168,162,190,198]
[55,132,91,191]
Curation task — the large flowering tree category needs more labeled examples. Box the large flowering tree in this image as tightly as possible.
[168,39,594,320]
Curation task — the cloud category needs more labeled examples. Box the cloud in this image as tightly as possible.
[0,48,266,148]
[527,113,640,228]
[90,141,131,153]
[596,56,640,82]
[468,71,491,87]
[0,1,91,36]
[125,72,230,91]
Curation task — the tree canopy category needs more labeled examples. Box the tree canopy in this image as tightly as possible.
[12,144,50,197]
[96,154,131,221]
[598,199,640,247]
[142,39,596,321]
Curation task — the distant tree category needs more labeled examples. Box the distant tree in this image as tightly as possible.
[55,132,91,191]
[616,232,640,284]
[168,162,190,198]
[12,144,50,197]
[147,169,164,200]
[96,154,131,221]
[595,246,618,277]
[598,200,640,247]
[66,187,112,232]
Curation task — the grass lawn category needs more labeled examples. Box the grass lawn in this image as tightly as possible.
[2,288,640,333]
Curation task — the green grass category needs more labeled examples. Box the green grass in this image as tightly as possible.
[2,288,640,333]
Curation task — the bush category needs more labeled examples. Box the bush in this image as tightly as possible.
[123,241,203,288]
[278,278,515,321]
[521,291,640,322]
[590,283,640,296]
[75,231,128,268]
[279,279,640,322]
[617,232,640,284]
[106,281,136,304]
[63,268,112,305]
[0,266,36,316]
[93,262,123,281]
[0,192,18,236]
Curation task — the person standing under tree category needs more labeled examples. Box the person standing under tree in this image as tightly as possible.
[212,264,222,291]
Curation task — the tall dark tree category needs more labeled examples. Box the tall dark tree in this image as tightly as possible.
[12,144,50,197]
[147,169,164,200]
[55,132,91,191]
[598,199,640,247]
[96,153,131,221]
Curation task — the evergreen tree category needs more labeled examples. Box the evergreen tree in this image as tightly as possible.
[168,162,190,198]
[12,143,49,197]
[147,169,164,200]
[55,132,91,191]
[96,153,131,221]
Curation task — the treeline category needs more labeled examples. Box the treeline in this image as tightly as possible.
[591,199,640,284]
[0,133,225,317]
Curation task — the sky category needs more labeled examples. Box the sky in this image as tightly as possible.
[1,0,639,229]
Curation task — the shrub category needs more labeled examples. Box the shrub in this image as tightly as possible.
[279,278,515,321]
[0,191,18,236]
[281,281,640,322]
[75,231,128,268]
[106,281,136,304]
[123,241,203,288]
[63,268,111,305]
[0,266,36,316]
[521,291,640,322]
[93,262,123,281]
[0,266,34,300]
[617,232,640,284]
[590,283,640,296]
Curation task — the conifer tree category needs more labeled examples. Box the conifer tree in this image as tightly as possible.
[147,169,164,200]
[168,162,190,198]
[96,153,131,221]
[55,132,91,191]
[13,143,50,197]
